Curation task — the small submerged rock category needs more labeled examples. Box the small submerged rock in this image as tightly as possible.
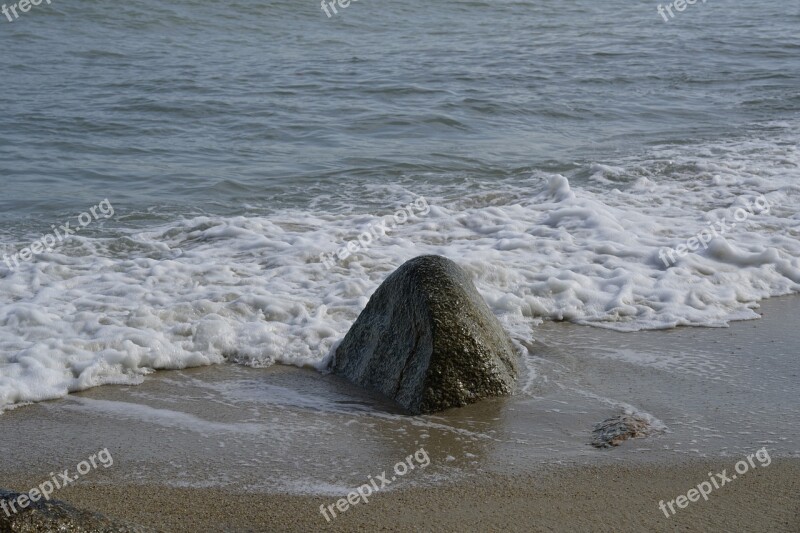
[330,255,519,414]
[591,413,656,448]
[0,489,145,533]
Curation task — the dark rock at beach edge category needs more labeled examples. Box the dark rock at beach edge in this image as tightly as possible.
[0,488,148,533]
[330,255,519,414]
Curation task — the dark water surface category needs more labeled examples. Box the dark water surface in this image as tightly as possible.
[1,0,797,225]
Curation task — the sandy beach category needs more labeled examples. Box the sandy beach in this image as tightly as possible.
[4,461,796,532]
[2,0,798,531]
[2,295,798,532]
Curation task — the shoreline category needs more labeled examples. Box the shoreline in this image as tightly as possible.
[1,295,799,531]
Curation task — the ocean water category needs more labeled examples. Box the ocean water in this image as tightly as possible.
[0,0,798,412]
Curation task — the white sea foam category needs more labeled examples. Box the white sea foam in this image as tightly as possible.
[0,127,798,412]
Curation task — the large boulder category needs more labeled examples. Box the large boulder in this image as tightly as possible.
[330,255,518,414]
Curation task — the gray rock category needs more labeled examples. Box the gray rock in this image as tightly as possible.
[330,255,519,414]
[591,414,655,448]
[0,489,145,533]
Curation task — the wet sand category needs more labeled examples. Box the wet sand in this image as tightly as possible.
[7,460,796,532]
[1,295,799,531]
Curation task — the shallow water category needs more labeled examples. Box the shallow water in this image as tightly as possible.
[1,296,797,494]
[0,0,799,410]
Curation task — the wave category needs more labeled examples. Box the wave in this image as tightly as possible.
[0,127,798,412]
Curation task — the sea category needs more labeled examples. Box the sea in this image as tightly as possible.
[0,0,798,413]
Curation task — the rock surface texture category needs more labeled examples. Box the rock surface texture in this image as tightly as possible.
[591,414,656,448]
[0,488,145,533]
[330,255,518,414]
